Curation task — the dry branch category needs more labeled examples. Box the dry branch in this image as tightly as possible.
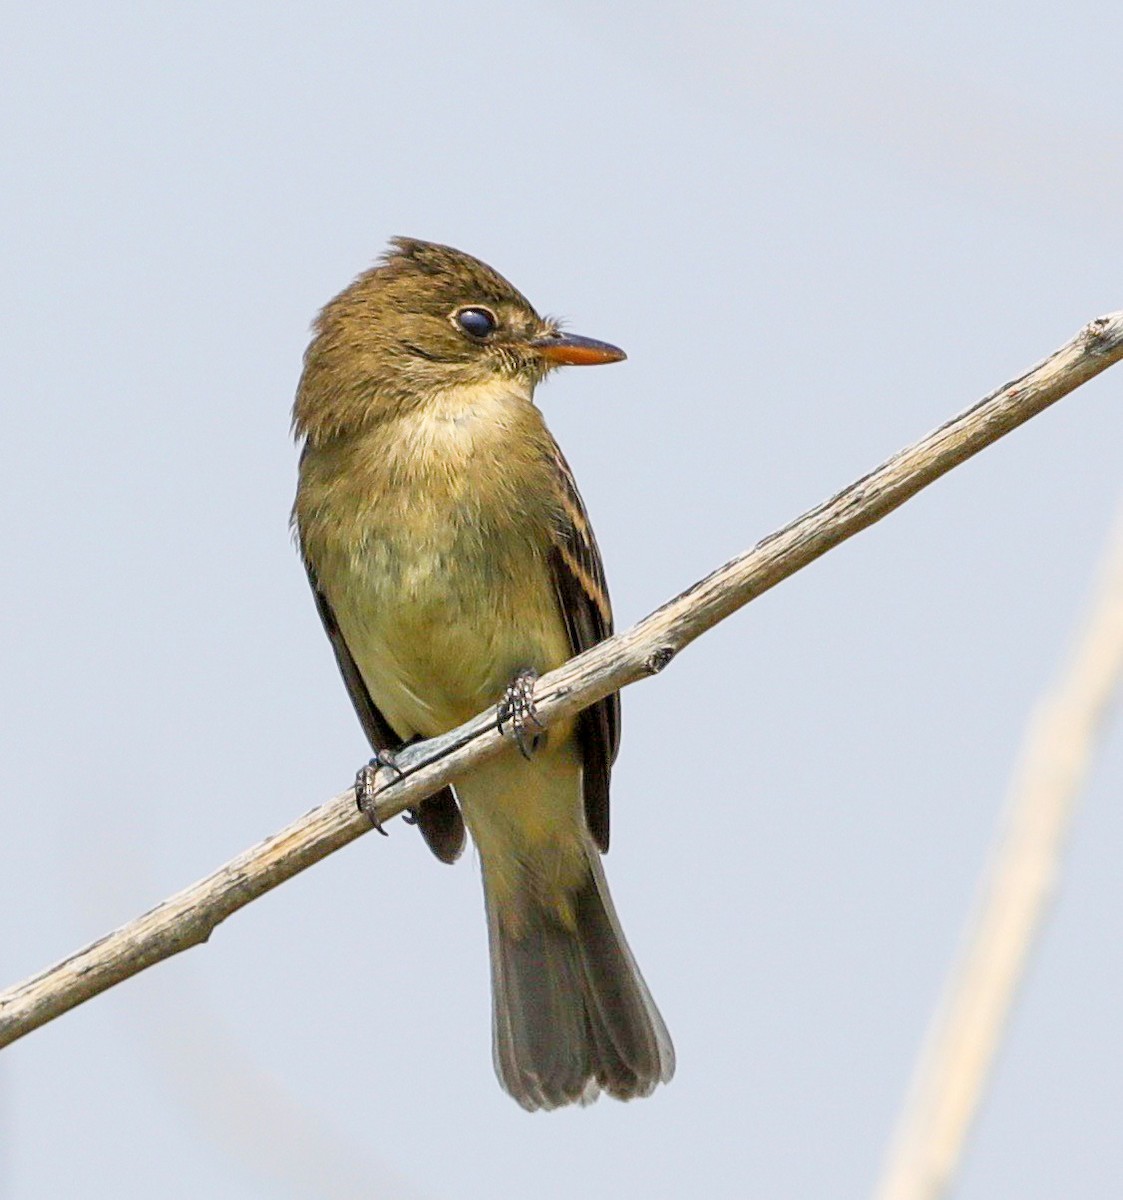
[2,312,1122,1051]
[874,504,1123,1200]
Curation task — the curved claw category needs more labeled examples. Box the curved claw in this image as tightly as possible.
[354,749,405,835]
[497,668,547,760]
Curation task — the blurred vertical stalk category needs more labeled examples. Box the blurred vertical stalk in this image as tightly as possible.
[876,506,1123,1200]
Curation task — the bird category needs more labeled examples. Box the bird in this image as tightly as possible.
[291,237,674,1110]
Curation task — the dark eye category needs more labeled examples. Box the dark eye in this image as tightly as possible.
[455,306,497,339]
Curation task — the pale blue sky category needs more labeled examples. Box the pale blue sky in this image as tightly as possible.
[3,4,1122,1197]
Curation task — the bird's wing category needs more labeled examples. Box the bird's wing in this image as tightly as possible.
[547,443,620,853]
[304,559,466,864]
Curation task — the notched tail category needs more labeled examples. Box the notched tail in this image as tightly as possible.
[486,851,674,1111]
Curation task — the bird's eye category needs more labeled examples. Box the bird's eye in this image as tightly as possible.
[454,306,498,339]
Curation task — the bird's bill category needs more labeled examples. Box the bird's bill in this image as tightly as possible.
[529,332,627,366]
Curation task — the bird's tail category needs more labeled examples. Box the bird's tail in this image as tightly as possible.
[484,845,675,1111]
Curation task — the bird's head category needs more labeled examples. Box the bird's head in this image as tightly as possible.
[293,238,625,445]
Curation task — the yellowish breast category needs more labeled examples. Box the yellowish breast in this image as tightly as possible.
[297,380,573,739]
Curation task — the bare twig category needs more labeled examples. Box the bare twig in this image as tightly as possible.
[874,504,1123,1200]
[2,313,1122,1051]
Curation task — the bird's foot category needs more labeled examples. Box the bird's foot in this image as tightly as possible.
[498,668,546,760]
[355,748,406,835]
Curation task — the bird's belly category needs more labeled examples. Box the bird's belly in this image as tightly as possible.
[328,529,571,741]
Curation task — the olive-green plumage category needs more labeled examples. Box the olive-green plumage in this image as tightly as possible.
[292,238,673,1109]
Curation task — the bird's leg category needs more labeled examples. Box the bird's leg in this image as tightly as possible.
[398,734,429,825]
[498,668,546,760]
[354,748,407,835]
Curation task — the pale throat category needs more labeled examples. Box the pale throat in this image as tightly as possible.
[361,371,556,543]
[407,376,536,447]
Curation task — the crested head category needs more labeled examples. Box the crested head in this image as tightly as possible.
[292,238,625,446]
[295,239,550,445]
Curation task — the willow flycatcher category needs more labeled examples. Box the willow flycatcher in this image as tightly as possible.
[292,238,674,1110]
